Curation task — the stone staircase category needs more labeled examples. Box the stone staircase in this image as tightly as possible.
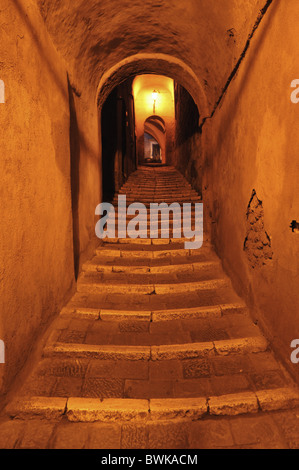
[5,166,299,441]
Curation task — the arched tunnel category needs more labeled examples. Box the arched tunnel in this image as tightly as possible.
[0,0,299,450]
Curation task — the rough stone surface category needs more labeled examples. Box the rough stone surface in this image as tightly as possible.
[67,398,149,422]
[150,398,207,420]
[6,397,67,420]
[209,392,259,416]
[256,388,299,412]
[214,336,268,355]
[151,342,214,361]
[244,190,273,268]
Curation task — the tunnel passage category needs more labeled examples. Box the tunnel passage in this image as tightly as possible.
[2,3,299,448]
[133,75,175,166]
[100,72,203,203]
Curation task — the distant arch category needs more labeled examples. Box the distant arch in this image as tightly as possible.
[144,115,166,163]
[145,115,166,134]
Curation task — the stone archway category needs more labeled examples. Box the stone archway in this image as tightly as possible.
[97,54,207,198]
[96,53,208,123]
[144,116,166,164]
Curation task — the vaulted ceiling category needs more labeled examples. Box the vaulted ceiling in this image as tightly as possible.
[36,0,266,114]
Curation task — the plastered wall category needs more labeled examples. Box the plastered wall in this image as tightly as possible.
[202,0,299,381]
[0,0,75,395]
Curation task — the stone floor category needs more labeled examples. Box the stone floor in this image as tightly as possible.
[1,409,299,449]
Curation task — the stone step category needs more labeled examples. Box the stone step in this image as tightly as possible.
[66,285,244,313]
[119,188,193,193]
[107,215,202,224]
[100,237,203,246]
[108,210,202,217]
[95,245,208,259]
[101,229,203,239]
[60,302,246,321]
[79,264,224,285]
[115,189,199,194]
[118,190,197,196]
[122,178,190,183]
[116,188,198,192]
[122,178,188,183]
[87,247,216,263]
[103,225,202,235]
[115,202,201,207]
[7,387,299,422]
[43,335,268,360]
[112,198,202,204]
[117,190,195,196]
[82,259,220,274]
[77,275,228,295]
[105,218,202,226]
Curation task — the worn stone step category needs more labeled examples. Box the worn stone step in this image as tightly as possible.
[7,388,299,422]
[60,302,246,321]
[95,246,207,259]
[114,190,201,196]
[117,195,198,200]
[44,343,151,360]
[117,192,198,198]
[82,259,219,274]
[100,237,202,246]
[112,198,202,205]
[151,303,246,321]
[111,207,202,213]
[77,276,228,295]
[106,213,203,220]
[83,266,223,285]
[103,234,194,245]
[43,336,268,361]
[65,285,243,313]
[106,215,202,224]
[103,227,202,237]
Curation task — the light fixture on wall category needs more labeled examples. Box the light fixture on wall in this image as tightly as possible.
[152,89,158,114]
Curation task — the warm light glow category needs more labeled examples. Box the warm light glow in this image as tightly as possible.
[133,75,174,121]
[152,90,158,102]
[133,75,175,164]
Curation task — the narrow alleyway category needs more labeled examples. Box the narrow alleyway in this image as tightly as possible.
[1,166,298,449]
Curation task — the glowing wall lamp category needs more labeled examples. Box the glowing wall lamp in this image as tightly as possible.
[152,89,158,114]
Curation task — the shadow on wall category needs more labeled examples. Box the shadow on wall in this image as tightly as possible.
[14,0,68,99]
[174,83,201,194]
[101,88,117,202]
[68,77,80,279]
